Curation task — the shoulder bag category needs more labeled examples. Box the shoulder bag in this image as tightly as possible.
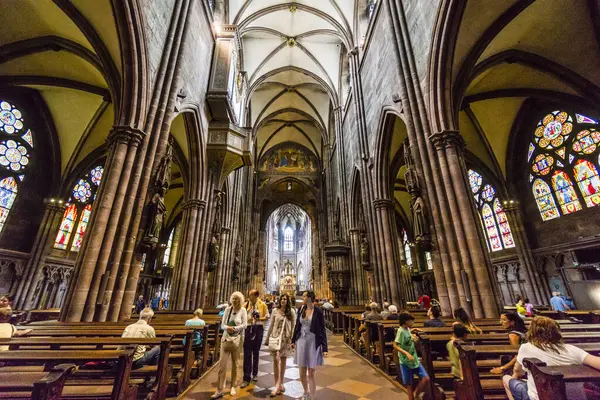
[268,314,285,352]
[223,308,241,351]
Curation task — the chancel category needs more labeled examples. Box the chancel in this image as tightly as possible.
[1,1,600,399]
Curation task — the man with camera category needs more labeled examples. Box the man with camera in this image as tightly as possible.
[241,289,269,388]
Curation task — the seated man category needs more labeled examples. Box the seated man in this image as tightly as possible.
[322,298,334,310]
[424,306,446,327]
[122,308,160,369]
[386,305,400,320]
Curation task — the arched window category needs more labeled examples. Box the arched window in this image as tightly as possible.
[162,229,174,267]
[284,226,294,251]
[468,169,515,252]
[528,110,600,220]
[403,230,412,266]
[54,165,104,251]
[0,100,34,234]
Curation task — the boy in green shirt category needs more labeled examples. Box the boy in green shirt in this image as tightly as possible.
[447,323,469,379]
[393,312,430,400]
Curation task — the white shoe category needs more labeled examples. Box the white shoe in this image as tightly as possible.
[230,387,237,396]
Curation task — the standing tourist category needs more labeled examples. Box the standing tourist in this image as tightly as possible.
[150,292,160,311]
[394,312,430,400]
[211,292,247,399]
[265,293,296,397]
[417,293,431,309]
[241,289,269,388]
[550,292,570,312]
[292,291,327,400]
[135,295,146,314]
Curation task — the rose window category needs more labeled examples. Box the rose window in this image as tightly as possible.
[0,102,24,134]
[72,179,92,203]
[534,111,573,149]
[0,140,29,171]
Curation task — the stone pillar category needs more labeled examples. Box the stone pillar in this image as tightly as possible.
[503,201,544,305]
[15,198,67,309]
[212,227,230,306]
[430,130,497,318]
[372,199,403,306]
[60,126,145,322]
[324,242,351,305]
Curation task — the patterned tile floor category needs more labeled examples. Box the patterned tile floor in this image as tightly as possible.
[180,332,408,400]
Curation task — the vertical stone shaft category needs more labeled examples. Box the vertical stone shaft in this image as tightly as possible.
[504,203,544,304]
[15,200,66,309]
[373,200,402,306]
[173,200,203,309]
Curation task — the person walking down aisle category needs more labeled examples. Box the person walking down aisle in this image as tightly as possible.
[265,293,296,397]
[241,289,269,388]
[292,291,327,400]
[394,312,430,400]
[211,292,247,399]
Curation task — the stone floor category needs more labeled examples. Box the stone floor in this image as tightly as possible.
[180,332,408,400]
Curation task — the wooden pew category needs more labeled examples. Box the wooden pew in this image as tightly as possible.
[0,349,138,399]
[0,337,173,399]
[0,363,75,400]
[523,357,600,400]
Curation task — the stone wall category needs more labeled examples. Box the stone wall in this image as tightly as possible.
[142,0,176,87]
[341,96,358,191]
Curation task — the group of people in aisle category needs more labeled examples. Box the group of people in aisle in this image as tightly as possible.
[135,292,169,314]
[211,290,327,400]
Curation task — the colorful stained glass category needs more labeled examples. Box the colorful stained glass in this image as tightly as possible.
[533,179,560,221]
[569,154,575,164]
[556,147,566,159]
[21,129,33,148]
[481,184,495,202]
[17,175,24,181]
[90,166,103,186]
[551,171,582,214]
[535,111,573,148]
[54,204,77,250]
[468,169,482,193]
[573,160,600,208]
[482,203,502,251]
[0,101,24,134]
[0,177,18,233]
[162,229,174,266]
[529,175,534,183]
[70,204,92,252]
[0,140,29,171]
[72,179,92,203]
[493,198,515,249]
[572,129,600,154]
[531,154,554,175]
[576,114,598,124]
[528,143,535,161]
[403,230,412,266]
[556,160,564,167]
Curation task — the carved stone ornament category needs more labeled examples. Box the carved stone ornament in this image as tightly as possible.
[207,232,221,273]
[412,196,429,241]
[360,233,371,271]
[232,240,241,281]
[329,270,350,304]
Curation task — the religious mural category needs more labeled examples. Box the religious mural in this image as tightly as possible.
[258,144,318,174]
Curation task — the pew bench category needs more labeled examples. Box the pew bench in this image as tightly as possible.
[0,363,76,400]
[523,357,600,400]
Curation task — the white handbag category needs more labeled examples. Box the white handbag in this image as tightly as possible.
[268,319,284,351]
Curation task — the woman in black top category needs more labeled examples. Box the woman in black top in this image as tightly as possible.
[491,311,526,375]
[292,291,328,400]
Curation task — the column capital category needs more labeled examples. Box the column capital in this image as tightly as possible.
[348,228,361,234]
[181,199,206,211]
[107,125,146,147]
[221,227,231,234]
[43,197,67,212]
[429,130,464,151]
[347,46,359,57]
[372,198,394,209]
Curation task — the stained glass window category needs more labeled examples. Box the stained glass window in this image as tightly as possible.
[533,179,560,221]
[54,164,104,250]
[573,160,600,208]
[0,99,34,236]
[468,169,515,251]
[403,230,413,266]
[55,204,77,250]
[162,229,174,266]
[425,251,433,270]
[529,110,600,220]
[0,177,17,233]
[70,204,91,252]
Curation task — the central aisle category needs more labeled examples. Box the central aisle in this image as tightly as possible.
[180,333,408,399]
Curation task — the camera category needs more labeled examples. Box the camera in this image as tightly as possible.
[251,310,260,319]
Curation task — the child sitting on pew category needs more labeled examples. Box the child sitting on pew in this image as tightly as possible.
[447,323,469,379]
[394,312,430,400]
[0,307,31,350]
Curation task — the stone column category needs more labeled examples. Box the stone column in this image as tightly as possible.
[372,199,402,306]
[60,126,145,322]
[503,201,544,305]
[431,130,497,318]
[15,198,67,309]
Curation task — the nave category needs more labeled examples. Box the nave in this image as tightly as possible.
[181,333,407,400]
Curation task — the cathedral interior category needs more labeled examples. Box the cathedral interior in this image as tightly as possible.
[1,0,600,322]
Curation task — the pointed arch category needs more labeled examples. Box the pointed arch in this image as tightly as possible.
[573,159,600,207]
[532,179,560,221]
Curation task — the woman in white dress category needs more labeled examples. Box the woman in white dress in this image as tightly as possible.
[265,293,296,397]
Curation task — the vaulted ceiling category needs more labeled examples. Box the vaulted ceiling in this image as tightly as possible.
[230,0,359,163]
